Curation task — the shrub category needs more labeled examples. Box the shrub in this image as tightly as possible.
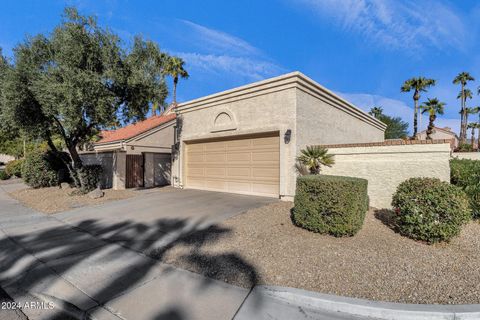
[22,150,70,188]
[0,170,11,180]
[292,175,368,237]
[450,158,480,218]
[455,143,474,152]
[391,177,471,243]
[77,164,102,193]
[5,159,24,178]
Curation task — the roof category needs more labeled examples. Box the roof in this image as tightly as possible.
[176,71,387,131]
[97,113,176,144]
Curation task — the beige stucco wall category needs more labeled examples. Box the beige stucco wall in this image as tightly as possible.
[0,154,15,164]
[112,151,126,190]
[322,143,452,208]
[295,89,384,148]
[453,152,480,160]
[126,122,174,155]
[417,129,458,148]
[175,87,297,197]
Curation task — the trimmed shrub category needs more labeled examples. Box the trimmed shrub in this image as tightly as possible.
[292,175,368,237]
[5,159,24,178]
[0,170,11,180]
[391,177,471,243]
[450,158,480,218]
[455,143,474,152]
[22,150,70,188]
[77,164,103,193]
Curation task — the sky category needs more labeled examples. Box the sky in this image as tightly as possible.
[2,0,480,135]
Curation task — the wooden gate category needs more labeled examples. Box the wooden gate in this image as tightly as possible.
[126,154,144,188]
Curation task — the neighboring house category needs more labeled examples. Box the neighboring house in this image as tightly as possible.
[171,71,386,200]
[417,127,459,149]
[81,111,176,189]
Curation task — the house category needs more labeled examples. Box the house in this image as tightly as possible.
[81,110,176,189]
[417,127,459,149]
[171,72,386,200]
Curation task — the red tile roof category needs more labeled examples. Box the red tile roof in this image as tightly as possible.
[97,113,176,143]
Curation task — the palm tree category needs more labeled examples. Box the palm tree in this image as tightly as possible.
[369,106,383,119]
[401,77,436,139]
[420,98,445,140]
[453,72,475,144]
[467,122,478,147]
[296,146,335,175]
[164,56,189,105]
[465,106,479,132]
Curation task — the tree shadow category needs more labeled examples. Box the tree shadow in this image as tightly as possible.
[0,212,262,319]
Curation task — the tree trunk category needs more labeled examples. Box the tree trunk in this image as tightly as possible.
[460,84,466,144]
[471,129,475,147]
[173,76,178,104]
[426,114,435,140]
[477,128,480,150]
[412,92,419,139]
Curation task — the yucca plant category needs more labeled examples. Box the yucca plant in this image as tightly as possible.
[296,146,334,175]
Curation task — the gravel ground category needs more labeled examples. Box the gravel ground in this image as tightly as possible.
[160,202,480,305]
[9,186,136,214]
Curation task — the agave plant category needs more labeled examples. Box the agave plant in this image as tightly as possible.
[296,146,335,175]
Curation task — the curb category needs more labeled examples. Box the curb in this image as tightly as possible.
[241,286,480,320]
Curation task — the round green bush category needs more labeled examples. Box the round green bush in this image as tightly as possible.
[0,170,11,180]
[5,159,24,177]
[22,150,70,188]
[391,177,471,243]
[292,175,369,237]
[77,164,103,193]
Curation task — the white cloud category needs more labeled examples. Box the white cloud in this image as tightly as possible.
[180,20,260,56]
[337,91,460,135]
[175,52,285,81]
[293,0,466,52]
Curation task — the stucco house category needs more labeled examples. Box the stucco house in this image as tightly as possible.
[81,110,176,189]
[171,71,386,200]
[417,126,459,149]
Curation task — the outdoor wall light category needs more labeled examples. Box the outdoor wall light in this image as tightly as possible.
[284,129,292,144]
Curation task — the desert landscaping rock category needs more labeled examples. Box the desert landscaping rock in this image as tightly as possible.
[8,186,135,214]
[60,182,71,189]
[88,187,104,199]
[161,202,480,305]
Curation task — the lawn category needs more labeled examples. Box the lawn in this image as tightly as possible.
[9,186,136,214]
[160,202,480,305]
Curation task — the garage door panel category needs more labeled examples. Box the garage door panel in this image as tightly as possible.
[186,134,279,197]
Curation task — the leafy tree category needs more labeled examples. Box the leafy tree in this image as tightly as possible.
[164,56,189,105]
[0,8,171,189]
[401,77,436,139]
[296,146,335,175]
[453,72,475,144]
[369,107,409,139]
[420,98,445,140]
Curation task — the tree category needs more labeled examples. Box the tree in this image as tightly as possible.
[420,98,445,140]
[0,8,170,189]
[453,72,475,144]
[296,146,334,175]
[467,123,478,147]
[401,77,436,139]
[369,106,383,119]
[164,56,189,105]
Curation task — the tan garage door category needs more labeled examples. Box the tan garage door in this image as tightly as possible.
[185,134,280,197]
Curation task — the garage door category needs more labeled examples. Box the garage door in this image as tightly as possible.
[185,134,279,197]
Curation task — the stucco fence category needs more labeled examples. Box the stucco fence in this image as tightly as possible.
[79,152,114,189]
[0,154,15,164]
[452,152,480,160]
[319,140,452,209]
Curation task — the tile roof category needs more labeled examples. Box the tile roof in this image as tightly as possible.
[97,113,176,144]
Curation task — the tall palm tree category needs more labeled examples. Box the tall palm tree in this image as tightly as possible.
[296,146,335,175]
[465,106,478,132]
[401,77,436,139]
[420,98,445,140]
[369,106,383,119]
[467,122,478,147]
[164,56,189,105]
[453,72,475,144]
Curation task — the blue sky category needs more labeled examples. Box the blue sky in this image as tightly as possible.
[2,0,480,134]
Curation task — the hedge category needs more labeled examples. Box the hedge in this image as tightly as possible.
[450,158,480,218]
[391,177,471,243]
[0,170,10,180]
[292,175,368,237]
[5,159,24,178]
[22,150,70,188]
